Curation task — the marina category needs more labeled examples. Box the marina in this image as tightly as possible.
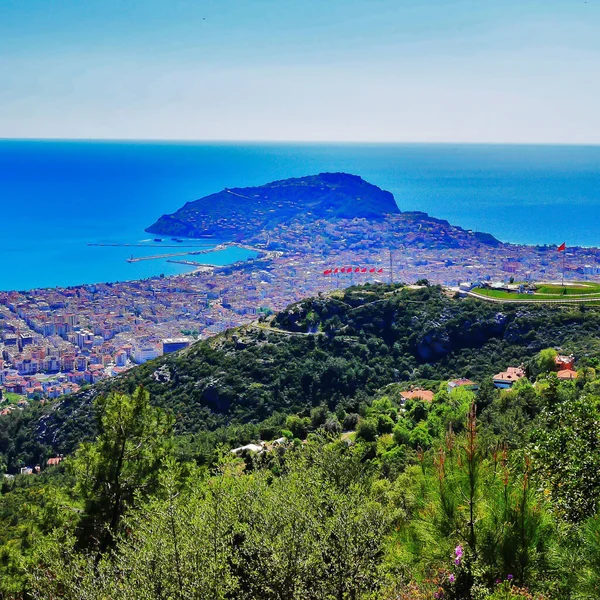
[124,242,262,263]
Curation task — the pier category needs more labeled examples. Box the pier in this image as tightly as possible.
[88,243,214,249]
[122,242,263,263]
[126,252,193,263]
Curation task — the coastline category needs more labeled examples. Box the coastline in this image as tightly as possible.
[2,218,598,295]
[0,237,259,293]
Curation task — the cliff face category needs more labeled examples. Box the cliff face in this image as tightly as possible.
[146,172,400,238]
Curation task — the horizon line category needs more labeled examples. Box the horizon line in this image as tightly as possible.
[1,137,599,148]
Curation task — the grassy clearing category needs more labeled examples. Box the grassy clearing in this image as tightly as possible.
[472,289,560,300]
[3,393,24,404]
[472,282,600,303]
[536,282,600,296]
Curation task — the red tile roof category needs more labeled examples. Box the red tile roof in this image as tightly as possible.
[400,389,435,402]
[557,369,578,380]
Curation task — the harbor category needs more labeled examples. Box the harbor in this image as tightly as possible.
[124,242,262,263]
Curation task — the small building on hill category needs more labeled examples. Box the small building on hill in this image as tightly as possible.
[447,378,479,394]
[557,369,578,381]
[400,389,435,403]
[555,354,575,371]
[493,366,525,388]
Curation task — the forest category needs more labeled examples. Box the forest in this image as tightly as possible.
[3,284,600,598]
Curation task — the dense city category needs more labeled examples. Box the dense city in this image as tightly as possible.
[2,211,600,411]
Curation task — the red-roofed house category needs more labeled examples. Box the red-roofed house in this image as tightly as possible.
[493,366,525,388]
[557,369,578,380]
[447,378,479,394]
[400,389,435,403]
[555,354,575,371]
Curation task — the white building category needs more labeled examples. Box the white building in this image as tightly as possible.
[133,344,160,364]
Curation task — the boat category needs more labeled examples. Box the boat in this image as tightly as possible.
[153,238,163,242]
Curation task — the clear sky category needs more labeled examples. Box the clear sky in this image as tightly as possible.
[1,0,598,143]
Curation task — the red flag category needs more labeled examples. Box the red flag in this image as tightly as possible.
[557,242,566,252]
[361,268,367,273]
[340,267,346,273]
[323,269,332,275]
[333,268,339,274]
[370,268,375,273]
[377,268,383,273]
[354,267,360,273]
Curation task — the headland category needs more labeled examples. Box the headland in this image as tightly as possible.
[2,172,600,407]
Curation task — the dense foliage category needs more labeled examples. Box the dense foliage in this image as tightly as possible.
[3,285,600,598]
[146,172,400,238]
[5,283,600,474]
[1,371,600,598]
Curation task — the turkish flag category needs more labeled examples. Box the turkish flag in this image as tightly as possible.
[377,268,384,273]
[361,268,367,273]
[557,242,566,252]
[333,268,339,274]
[355,267,360,273]
[370,268,376,273]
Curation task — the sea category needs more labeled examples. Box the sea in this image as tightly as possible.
[1,140,599,292]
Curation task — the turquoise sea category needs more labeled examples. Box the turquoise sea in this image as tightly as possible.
[1,141,599,291]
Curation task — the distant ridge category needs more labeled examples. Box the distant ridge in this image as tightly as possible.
[146,172,400,238]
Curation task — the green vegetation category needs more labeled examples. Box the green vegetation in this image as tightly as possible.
[536,282,600,296]
[146,172,400,238]
[4,284,600,597]
[473,281,600,302]
[7,283,600,473]
[2,368,600,598]
[2,393,24,405]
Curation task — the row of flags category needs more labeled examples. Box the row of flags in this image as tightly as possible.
[323,267,384,275]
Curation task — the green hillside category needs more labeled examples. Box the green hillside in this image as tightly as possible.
[145,172,400,239]
[4,283,600,471]
[4,284,600,597]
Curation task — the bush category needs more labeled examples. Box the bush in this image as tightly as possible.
[356,419,378,442]
[343,413,359,431]
[393,424,410,446]
[376,414,395,435]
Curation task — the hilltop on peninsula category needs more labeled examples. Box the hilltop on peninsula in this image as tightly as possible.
[146,172,400,238]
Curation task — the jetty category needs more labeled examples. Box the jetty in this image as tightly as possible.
[124,242,262,263]
[166,260,216,268]
[88,243,213,249]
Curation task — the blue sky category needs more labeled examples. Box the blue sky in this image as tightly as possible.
[1,0,598,142]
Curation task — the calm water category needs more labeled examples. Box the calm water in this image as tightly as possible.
[1,140,599,291]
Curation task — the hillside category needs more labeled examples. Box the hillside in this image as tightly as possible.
[145,172,400,238]
[7,283,599,467]
[6,284,600,598]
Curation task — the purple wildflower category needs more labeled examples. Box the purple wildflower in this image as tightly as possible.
[449,574,455,583]
[455,557,461,566]
[507,574,514,581]
[455,545,463,558]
